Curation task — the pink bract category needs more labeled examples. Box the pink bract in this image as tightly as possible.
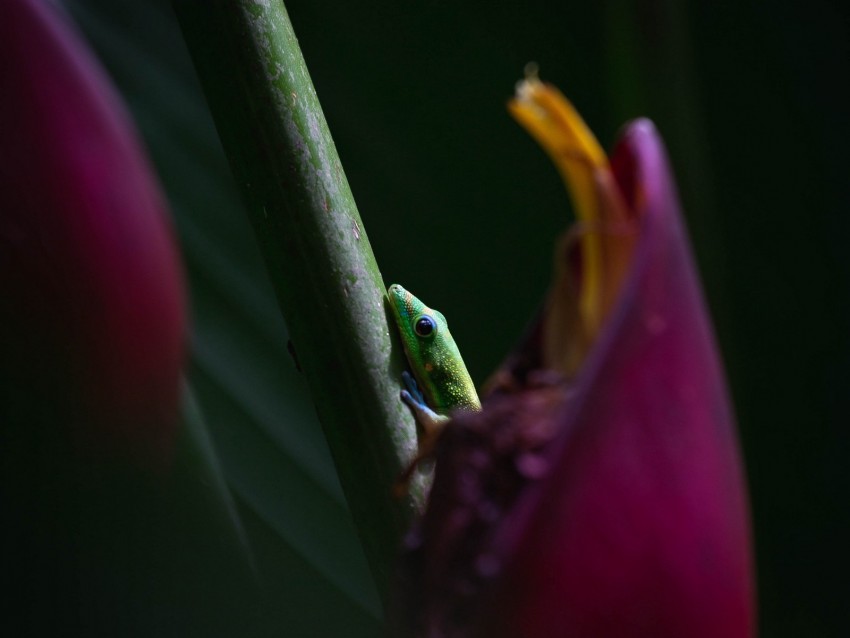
[477,119,755,637]
[0,0,186,464]
[397,119,755,638]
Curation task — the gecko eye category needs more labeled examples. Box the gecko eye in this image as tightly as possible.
[414,316,435,337]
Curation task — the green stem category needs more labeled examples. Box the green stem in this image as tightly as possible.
[171,0,422,602]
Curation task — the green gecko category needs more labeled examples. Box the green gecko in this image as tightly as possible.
[387,284,481,440]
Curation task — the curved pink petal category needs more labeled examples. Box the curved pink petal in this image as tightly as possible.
[0,0,186,464]
[478,119,755,637]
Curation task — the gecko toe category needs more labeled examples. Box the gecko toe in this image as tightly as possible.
[402,370,426,405]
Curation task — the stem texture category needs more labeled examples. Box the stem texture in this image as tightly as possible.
[172,0,422,600]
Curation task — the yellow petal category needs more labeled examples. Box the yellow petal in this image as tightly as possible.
[509,76,635,374]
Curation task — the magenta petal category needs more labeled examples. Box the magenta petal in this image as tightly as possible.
[478,120,755,637]
[0,0,186,463]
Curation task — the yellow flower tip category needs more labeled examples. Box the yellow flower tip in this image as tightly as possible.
[509,77,608,176]
[509,72,636,374]
[523,61,540,80]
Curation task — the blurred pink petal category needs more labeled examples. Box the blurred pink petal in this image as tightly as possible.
[479,119,754,637]
[398,120,754,638]
[0,0,186,464]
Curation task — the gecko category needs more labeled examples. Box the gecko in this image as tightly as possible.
[387,284,481,444]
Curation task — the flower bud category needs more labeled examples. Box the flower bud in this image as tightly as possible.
[397,97,754,638]
[0,0,186,464]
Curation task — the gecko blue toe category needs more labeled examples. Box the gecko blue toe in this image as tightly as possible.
[401,370,427,408]
[400,372,447,434]
[399,389,416,411]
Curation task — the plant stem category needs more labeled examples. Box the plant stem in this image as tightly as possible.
[171,0,423,602]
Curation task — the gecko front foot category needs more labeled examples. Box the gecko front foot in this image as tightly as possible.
[394,371,447,498]
[400,370,449,436]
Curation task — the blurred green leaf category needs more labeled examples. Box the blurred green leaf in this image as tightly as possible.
[62,0,382,634]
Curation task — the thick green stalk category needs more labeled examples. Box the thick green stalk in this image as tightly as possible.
[171,0,422,600]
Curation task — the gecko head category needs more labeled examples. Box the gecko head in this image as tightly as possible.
[387,284,457,409]
[387,284,449,352]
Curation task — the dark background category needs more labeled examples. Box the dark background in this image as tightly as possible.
[61,0,849,635]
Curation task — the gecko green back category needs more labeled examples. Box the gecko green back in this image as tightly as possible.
[388,284,480,414]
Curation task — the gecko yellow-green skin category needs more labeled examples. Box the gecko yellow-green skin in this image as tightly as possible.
[387,284,480,433]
